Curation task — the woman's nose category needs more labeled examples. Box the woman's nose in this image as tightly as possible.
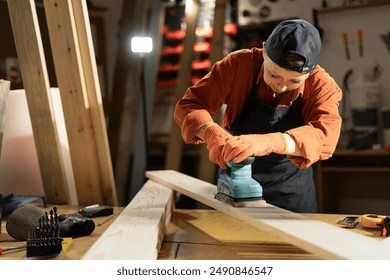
[277,83,287,91]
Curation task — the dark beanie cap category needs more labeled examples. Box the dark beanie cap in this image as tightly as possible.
[265,19,321,73]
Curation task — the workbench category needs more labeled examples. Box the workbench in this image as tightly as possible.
[0,205,382,260]
[159,208,383,259]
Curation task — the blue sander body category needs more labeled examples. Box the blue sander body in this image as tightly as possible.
[215,157,266,207]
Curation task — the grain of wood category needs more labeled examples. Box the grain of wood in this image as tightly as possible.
[160,242,318,260]
[43,0,116,205]
[82,180,174,259]
[70,0,117,205]
[7,0,70,204]
[146,170,390,260]
[159,209,320,259]
[0,80,10,157]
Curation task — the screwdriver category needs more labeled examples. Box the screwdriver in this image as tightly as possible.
[358,29,363,58]
[342,32,350,60]
[0,244,26,255]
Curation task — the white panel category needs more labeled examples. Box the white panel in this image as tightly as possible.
[237,0,320,26]
[0,89,77,204]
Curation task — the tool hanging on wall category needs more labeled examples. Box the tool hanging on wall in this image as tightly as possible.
[342,32,351,60]
[380,31,390,53]
[358,29,363,57]
[312,9,324,38]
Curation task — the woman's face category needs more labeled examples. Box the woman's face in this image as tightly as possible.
[263,46,310,95]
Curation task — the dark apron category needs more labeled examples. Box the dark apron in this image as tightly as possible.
[227,74,318,213]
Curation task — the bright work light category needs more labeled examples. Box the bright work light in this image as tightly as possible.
[130,36,153,53]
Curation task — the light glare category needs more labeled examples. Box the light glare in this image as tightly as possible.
[131,37,153,53]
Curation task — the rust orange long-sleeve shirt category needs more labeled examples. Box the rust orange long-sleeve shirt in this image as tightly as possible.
[174,48,342,168]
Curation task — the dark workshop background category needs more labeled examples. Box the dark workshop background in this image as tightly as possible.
[1,0,390,214]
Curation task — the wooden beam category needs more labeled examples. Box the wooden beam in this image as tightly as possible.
[146,170,390,260]
[82,180,174,260]
[7,0,70,204]
[43,0,116,205]
[0,80,10,158]
[71,0,117,205]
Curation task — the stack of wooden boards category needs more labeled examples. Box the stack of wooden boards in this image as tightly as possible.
[6,0,116,206]
[83,170,390,260]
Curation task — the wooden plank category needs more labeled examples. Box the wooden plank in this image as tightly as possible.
[71,0,117,205]
[7,0,70,204]
[0,80,10,157]
[82,180,174,260]
[146,170,390,260]
[43,0,113,205]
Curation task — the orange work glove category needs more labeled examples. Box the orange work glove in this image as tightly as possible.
[222,132,286,163]
[203,124,232,169]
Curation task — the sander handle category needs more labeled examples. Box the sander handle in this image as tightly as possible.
[226,156,255,176]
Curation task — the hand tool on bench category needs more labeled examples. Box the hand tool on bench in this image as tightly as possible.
[215,156,265,207]
[361,214,390,237]
[0,244,26,255]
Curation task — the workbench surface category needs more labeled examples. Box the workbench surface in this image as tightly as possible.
[0,206,382,260]
[159,209,381,260]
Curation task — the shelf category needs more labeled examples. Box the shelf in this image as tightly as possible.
[317,0,390,15]
[334,149,390,156]
[322,167,390,172]
[315,147,390,213]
